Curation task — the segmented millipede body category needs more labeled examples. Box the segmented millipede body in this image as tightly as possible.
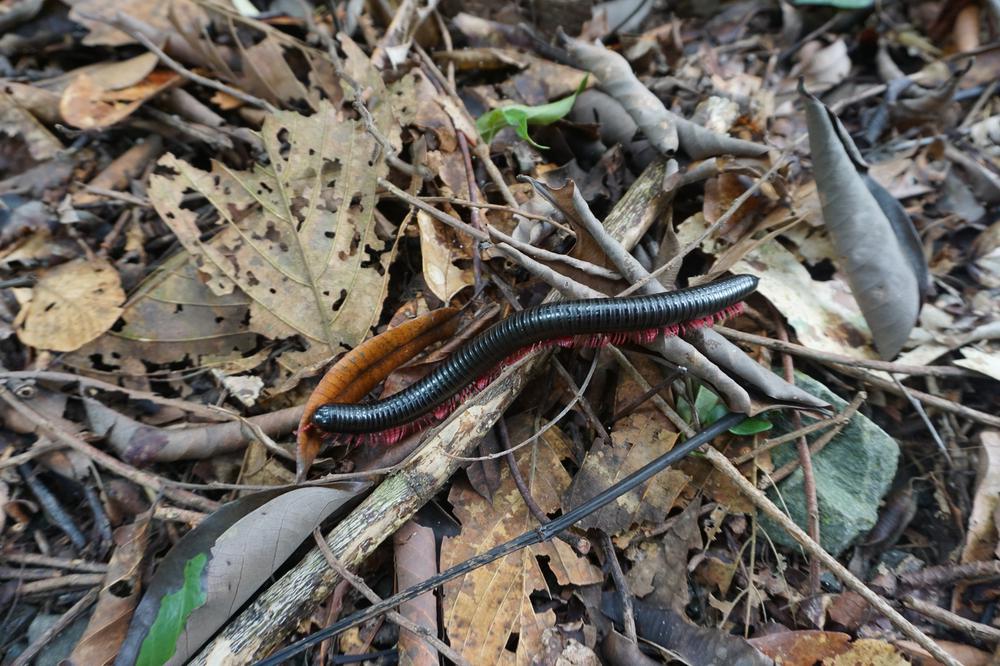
[312,274,759,443]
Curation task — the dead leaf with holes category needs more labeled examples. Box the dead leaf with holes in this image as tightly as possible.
[72,252,256,372]
[14,257,125,352]
[441,422,602,665]
[147,100,397,386]
[564,410,688,536]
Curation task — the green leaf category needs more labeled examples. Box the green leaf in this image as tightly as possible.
[137,553,208,666]
[729,417,773,435]
[476,75,588,149]
[683,385,771,435]
[694,385,721,420]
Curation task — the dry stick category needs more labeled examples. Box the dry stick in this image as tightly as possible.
[0,386,219,513]
[418,196,574,232]
[487,225,621,280]
[0,370,234,420]
[310,530,471,666]
[378,177,487,242]
[0,441,65,471]
[835,365,1000,429]
[0,553,108,573]
[600,532,638,644]
[606,346,693,437]
[897,560,1000,588]
[9,587,100,666]
[702,445,961,666]
[890,374,952,464]
[17,573,105,595]
[902,595,1000,644]
[715,328,974,379]
[762,394,865,488]
[775,319,821,602]
[617,151,793,299]
[732,392,864,466]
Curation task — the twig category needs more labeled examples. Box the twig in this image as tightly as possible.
[487,225,620,280]
[716,327,975,378]
[902,595,1000,644]
[617,151,793,298]
[731,393,864,466]
[891,374,952,464]
[0,441,65,471]
[311,529,471,666]
[17,573,105,595]
[836,366,1000,429]
[446,353,600,462]
[898,560,1000,588]
[0,553,108,573]
[606,347,694,437]
[699,446,962,666]
[0,385,219,512]
[600,532,637,643]
[761,393,865,488]
[377,177,487,241]
[9,587,99,666]
[776,319,820,603]
[497,419,589,554]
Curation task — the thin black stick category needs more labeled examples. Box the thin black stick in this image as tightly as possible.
[253,412,745,666]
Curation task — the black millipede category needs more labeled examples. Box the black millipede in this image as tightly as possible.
[312,274,759,444]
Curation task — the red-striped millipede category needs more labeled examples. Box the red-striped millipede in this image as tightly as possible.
[312,274,759,443]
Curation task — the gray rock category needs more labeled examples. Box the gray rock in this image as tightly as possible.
[759,371,899,557]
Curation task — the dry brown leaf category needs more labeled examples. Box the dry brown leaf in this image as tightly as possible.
[416,210,474,302]
[60,70,181,130]
[72,252,256,373]
[147,100,397,385]
[564,410,688,535]
[822,638,907,665]
[748,630,852,664]
[14,257,125,352]
[441,423,602,665]
[66,511,152,666]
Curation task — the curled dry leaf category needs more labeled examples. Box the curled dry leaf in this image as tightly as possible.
[416,210,475,302]
[60,70,181,130]
[147,101,397,387]
[14,257,125,352]
[67,511,153,666]
[296,306,459,478]
[116,483,368,666]
[802,84,921,359]
[602,594,773,666]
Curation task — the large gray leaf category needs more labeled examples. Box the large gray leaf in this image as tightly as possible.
[802,84,921,359]
[115,483,368,666]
